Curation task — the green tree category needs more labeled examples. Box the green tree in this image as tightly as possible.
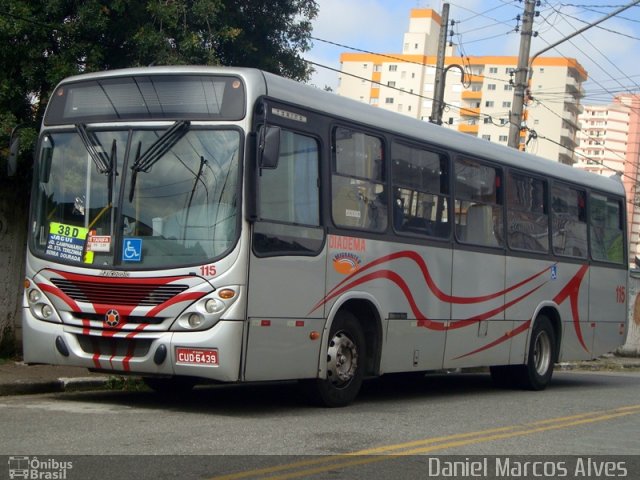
[0,0,318,167]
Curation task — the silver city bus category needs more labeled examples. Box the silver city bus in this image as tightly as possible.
[17,67,628,406]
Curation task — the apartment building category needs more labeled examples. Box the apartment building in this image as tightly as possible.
[337,8,586,165]
[574,94,640,260]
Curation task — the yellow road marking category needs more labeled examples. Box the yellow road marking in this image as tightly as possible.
[210,404,640,480]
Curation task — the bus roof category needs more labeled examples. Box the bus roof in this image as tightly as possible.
[52,65,625,197]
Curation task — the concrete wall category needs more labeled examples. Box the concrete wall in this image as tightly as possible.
[0,179,29,352]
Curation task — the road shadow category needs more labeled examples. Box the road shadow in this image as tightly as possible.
[49,370,622,415]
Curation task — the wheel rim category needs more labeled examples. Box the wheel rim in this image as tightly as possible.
[533,330,552,376]
[327,330,358,387]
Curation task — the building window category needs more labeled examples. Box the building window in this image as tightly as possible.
[482,135,491,141]
[388,81,396,87]
[363,64,368,69]
[502,101,511,108]
[504,84,513,91]
[487,84,496,91]
[370,98,379,105]
[489,67,498,74]
[485,101,494,108]
[389,65,398,72]
[499,135,508,142]
[385,98,394,104]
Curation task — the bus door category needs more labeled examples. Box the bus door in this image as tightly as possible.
[245,119,327,381]
[446,158,509,368]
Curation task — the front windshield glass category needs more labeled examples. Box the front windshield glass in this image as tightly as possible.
[31,128,240,269]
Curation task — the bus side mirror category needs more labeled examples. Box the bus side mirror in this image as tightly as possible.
[7,134,19,177]
[259,126,281,170]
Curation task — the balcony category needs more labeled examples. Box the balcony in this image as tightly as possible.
[459,107,480,117]
[461,90,482,100]
[565,77,585,99]
[466,74,484,84]
[458,123,479,134]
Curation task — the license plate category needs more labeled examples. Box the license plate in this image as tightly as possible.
[175,347,218,366]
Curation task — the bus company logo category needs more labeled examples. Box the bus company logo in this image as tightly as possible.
[332,252,362,275]
[8,456,73,479]
[104,309,120,327]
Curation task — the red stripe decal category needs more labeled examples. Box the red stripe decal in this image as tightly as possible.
[553,265,589,352]
[453,320,532,360]
[311,250,552,313]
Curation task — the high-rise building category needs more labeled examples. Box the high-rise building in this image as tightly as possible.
[337,8,586,164]
[574,94,640,260]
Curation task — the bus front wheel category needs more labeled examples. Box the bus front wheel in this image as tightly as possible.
[311,311,366,407]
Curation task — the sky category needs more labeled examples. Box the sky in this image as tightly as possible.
[306,0,640,105]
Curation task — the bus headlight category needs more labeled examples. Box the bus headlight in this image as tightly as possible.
[25,282,61,323]
[205,298,225,314]
[172,287,239,331]
[188,313,203,328]
[28,289,41,303]
[41,304,54,319]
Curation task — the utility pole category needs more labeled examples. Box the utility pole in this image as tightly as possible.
[429,3,450,125]
[507,0,537,149]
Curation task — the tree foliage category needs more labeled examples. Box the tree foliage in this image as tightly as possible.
[0,0,318,174]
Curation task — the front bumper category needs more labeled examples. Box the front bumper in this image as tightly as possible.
[22,308,244,382]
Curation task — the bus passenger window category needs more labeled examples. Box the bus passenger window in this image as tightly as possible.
[391,142,450,238]
[331,127,387,232]
[454,158,503,247]
[551,185,587,258]
[506,172,549,253]
[590,194,624,264]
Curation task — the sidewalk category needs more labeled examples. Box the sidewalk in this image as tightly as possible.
[1,354,639,396]
[0,361,112,396]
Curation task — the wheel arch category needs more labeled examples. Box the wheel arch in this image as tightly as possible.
[324,293,383,377]
[530,302,562,362]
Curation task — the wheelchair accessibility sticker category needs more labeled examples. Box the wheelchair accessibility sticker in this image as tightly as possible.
[123,238,142,262]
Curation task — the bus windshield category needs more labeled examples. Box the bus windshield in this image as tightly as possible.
[30,127,240,269]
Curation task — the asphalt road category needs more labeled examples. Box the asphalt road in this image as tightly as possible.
[1,370,639,479]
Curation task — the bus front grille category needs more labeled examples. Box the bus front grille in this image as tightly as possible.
[51,279,188,306]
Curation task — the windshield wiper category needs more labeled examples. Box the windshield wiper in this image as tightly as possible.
[75,123,111,173]
[128,120,190,202]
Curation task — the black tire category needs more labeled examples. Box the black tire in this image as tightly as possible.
[311,310,366,407]
[143,376,196,395]
[520,315,557,390]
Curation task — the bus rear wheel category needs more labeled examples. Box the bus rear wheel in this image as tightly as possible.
[311,311,366,407]
[490,315,556,390]
[521,315,556,390]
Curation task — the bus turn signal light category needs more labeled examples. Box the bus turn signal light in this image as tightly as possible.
[218,289,235,300]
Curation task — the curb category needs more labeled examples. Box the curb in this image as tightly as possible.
[0,377,110,397]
